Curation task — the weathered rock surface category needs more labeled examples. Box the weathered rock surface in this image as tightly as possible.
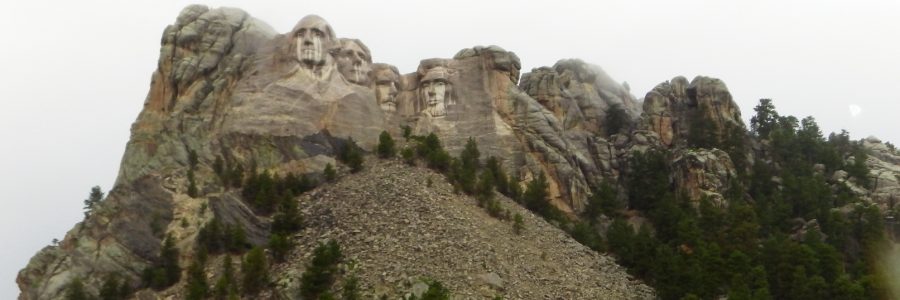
[392,45,647,212]
[862,137,900,210]
[28,3,900,300]
[671,148,737,205]
[635,76,745,203]
[18,6,655,299]
[520,59,641,134]
[270,160,654,299]
[641,76,744,148]
[18,177,175,299]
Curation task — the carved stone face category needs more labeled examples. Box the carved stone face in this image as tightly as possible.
[373,65,400,112]
[336,39,372,85]
[420,67,451,117]
[293,15,334,67]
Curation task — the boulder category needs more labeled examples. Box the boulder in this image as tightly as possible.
[671,148,737,206]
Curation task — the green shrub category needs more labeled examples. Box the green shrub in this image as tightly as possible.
[268,233,292,262]
[142,234,181,290]
[65,278,88,300]
[300,240,343,299]
[241,247,268,295]
[338,138,364,173]
[513,213,524,235]
[377,131,396,158]
[401,147,415,165]
[324,163,337,182]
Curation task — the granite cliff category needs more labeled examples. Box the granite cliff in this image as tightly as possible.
[18,4,900,300]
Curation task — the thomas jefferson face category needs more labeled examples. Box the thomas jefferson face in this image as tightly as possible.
[293,15,334,67]
[336,40,372,85]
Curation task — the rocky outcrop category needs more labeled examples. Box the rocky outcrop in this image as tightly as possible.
[18,177,175,299]
[21,4,834,298]
[519,59,641,135]
[390,46,645,212]
[641,76,744,148]
[271,160,654,299]
[671,148,737,205]
[862,137,900,210]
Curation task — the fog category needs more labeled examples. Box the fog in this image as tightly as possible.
[1,0,898,297]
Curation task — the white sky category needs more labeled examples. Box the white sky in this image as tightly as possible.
[1,0,898,297]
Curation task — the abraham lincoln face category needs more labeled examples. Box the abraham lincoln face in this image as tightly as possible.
[420,67,452,118]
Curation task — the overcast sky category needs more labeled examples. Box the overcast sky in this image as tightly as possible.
[1,0,899,297]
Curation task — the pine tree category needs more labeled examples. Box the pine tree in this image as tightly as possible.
[584,181,620,221]
[485,156,510,195]
[324,163,337,182]
[300,240,343,299]
[241,247,268,295]
[604,103,630,136]
[401,125,412,140]
[476,169,495,204]
[513,213,524,235]
[185,251,209,300]
[160,234,181,287]
[83,186,104,219]
[187,168,198,198]
[65,278,88,300]
[338,138,364,173]
[188,148,199,169]
[213,256,237,300]
[341,275,361,300]
[750,99,778,138]
[377,131,396,158]
[99,273,130,300]
[419,280,451,300]
[268,233,292,262]
[143,234,181,290]
[626,149,669,211]
[522,172,563,223]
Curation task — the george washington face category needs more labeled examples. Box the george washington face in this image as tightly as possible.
[293,15,334,67]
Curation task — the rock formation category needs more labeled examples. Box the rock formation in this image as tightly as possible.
[671,149,737,206]
[862,137,900,210]
[17,6,651,298]
[18,4,900,300]
[641,76,744,148]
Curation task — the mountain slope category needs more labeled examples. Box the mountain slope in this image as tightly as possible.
[270,159,652,298]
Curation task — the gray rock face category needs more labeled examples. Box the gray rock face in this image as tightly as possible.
[393,46,645,211]
[862,137,900,210]
[671,148,737,205]
[18,177,174,299]
[519,59,641,135]
[20,6,783,299]
[641,76,744,148]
